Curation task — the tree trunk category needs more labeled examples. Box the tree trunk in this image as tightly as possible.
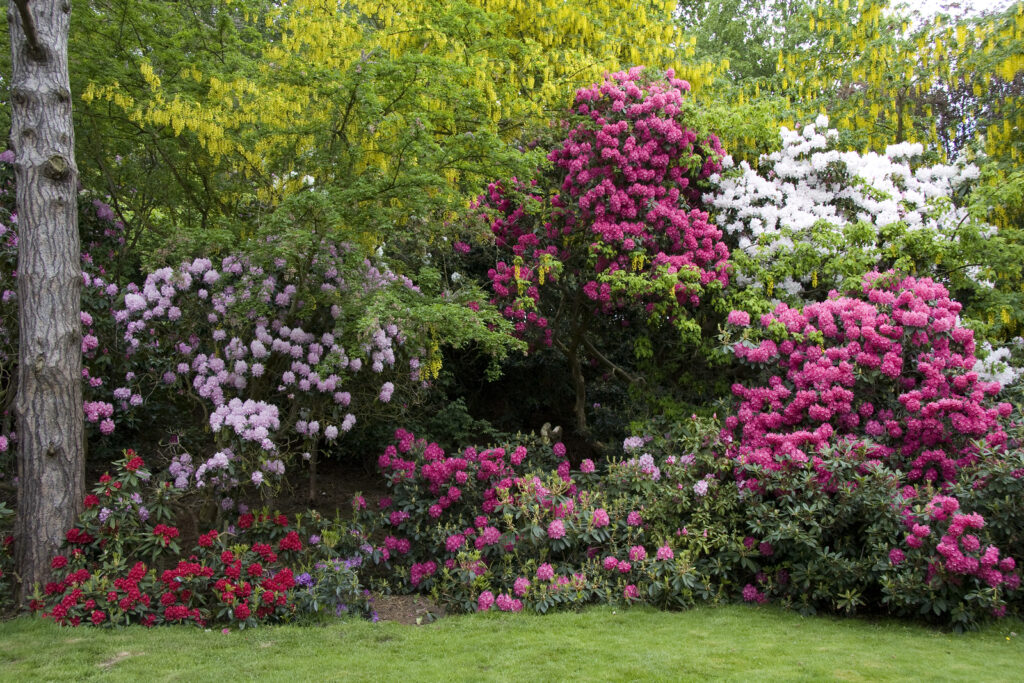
[566,340,588,438]
[8,0,84,606]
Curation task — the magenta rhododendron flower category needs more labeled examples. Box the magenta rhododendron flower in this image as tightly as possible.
[591,508,610,528]
[536,563,555,581]
[547,520,566,540]
[726,310,750,327]
[655,544,674,561]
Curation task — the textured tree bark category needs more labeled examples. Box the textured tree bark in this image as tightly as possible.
[8,0,84,606]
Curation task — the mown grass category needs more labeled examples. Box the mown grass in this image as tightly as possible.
[0,605,1020,681]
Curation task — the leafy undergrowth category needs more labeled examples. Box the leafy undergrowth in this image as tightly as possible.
[0,605,1020,682]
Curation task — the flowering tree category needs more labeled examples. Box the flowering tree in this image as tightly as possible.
[469,67,731,435]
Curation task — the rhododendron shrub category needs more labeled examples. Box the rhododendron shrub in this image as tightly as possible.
[364,412,1022,627]
[707,116,1024,331]
[363,421,758,615]
[462,67,730,434]
[0,156,148,470]
[37,452,375,627]
[723,272,1012,489]
[112,236,448,505]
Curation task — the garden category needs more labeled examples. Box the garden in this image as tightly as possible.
[2,0,1024,676]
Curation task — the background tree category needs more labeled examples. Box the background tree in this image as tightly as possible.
[7,0,84,604]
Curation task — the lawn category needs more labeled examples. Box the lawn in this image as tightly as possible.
[0,605,1020,681]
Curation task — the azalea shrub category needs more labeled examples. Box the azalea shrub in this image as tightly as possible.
[35,452,377,628]
[108,197,521,511]
[0,502,12,606]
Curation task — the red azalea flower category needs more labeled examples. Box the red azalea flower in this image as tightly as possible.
[83,494,100,508]
[275,514,289,527]
[51,555,68,569]
[91,610,106,626]
[125,456,145,472]
[234,602,250,620]
[238,513,254,529]
[99,473,111,483]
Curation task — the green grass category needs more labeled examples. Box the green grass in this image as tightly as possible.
[0,605,1020,681]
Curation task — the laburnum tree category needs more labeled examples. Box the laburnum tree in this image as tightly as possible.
[769,1,1024,221]
[6,0,84,605]
[466,68,731,436]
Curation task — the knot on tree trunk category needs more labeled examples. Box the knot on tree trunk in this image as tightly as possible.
[42,155,70,181]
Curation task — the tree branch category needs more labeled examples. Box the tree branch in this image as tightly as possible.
[581,336,640,385]
[12,0,45,60]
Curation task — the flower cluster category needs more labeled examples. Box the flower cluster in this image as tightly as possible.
[113,240,423,500]
[472,67,729,350]
[724,273,1011,488]
[38,453,376,628]
[707,116,1014,317]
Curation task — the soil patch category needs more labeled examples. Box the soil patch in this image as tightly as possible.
[372,594,445,625]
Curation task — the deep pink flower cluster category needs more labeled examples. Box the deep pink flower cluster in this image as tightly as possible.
[901,495,1020,590]
[725,273,1011,487]
[475,67,729,348]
